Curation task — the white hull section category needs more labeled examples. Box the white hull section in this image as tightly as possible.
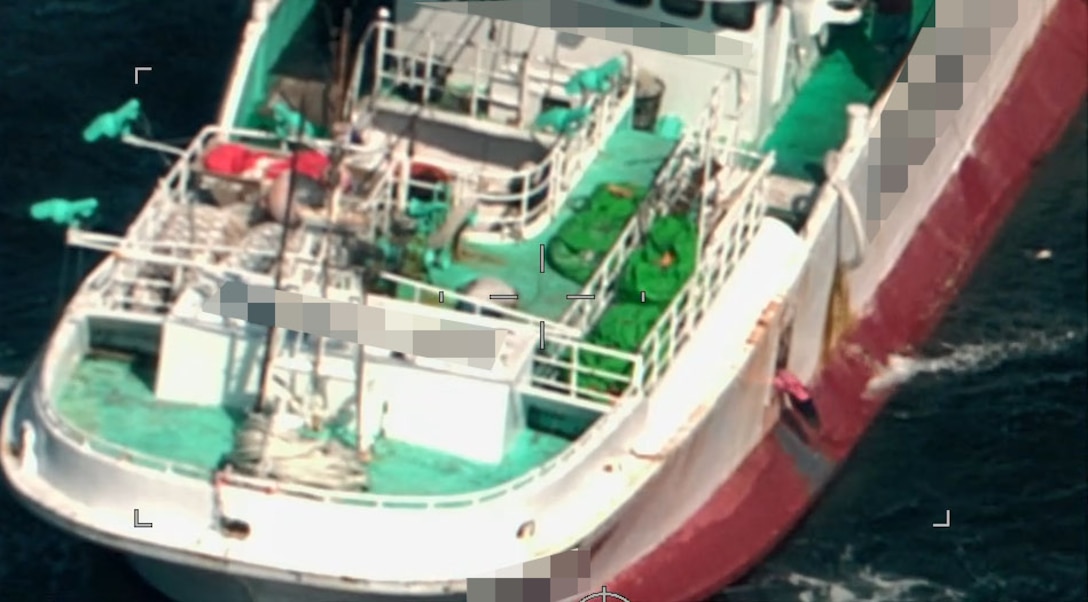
[126,555,458,602]
[1,215,806,600]
[2,1,1068,601]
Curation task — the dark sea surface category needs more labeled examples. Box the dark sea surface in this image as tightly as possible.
[0,2,1084,601]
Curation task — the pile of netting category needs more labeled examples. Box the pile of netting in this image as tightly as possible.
[547,186,698,395]
[548,183,645,284]
[226,395,370,492]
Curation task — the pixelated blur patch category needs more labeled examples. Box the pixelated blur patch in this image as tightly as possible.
[468,548,592,602]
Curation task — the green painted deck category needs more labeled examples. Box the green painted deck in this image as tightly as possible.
[763,2,938,180]
[429,127,678,320]
[56,354,576,496]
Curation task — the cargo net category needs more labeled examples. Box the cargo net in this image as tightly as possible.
[547,183,698,394]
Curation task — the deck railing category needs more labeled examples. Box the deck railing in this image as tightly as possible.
[65,123,399,314]
[559,69,746,333]
[88,124,390,252]
[36,61,762,516]
[369,16,634,241]
[637,152,774,392]
[31,317,645,510]
[372,17,580,124]
[372,91,632,242]
[380,146,557,238]
[526,331,643,408]
[377,271,581,338]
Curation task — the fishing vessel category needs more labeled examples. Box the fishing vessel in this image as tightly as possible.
[2,0,1084,601]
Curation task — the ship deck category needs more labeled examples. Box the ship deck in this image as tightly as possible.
[47,0,941,500]
[56,353,591,496]
[764,0,937,180]
[430,126,678,320]
[51,114,678,495]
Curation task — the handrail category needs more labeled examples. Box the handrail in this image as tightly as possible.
[559,68,746,332]
[377,271,581,338]
[33,44,744,515]
[73,108,609,313]
[637,152,774,393]
[384,88,630,237]
[368,16,635,238]
[528,332,643,406]
[31,321,645,510]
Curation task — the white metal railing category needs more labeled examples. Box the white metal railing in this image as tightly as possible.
[371,17,580,123]
[524,331,644,408]
[384,149,557,238]
[86,124,390,257]
[553,82,634,197]
[362,13,634,240]
[34,59,761,515]
[559,69,746,333]
[386,80,634,242]
[401,78,632,241]
[65,123,398,315]
[698,145,766,249]
[637,152,774,392]
[31,320,645,510]
[378,271,580,338]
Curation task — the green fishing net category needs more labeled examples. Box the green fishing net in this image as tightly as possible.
[576,214,697,393]
[548,184,644,283]
[549,185,697,397]
[617,215,697,303]
[576,302,661,392]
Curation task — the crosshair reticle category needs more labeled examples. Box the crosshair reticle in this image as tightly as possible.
[578,585,632,602]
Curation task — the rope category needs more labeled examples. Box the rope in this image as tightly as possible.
[227,410,369,491]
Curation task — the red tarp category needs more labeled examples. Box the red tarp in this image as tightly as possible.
[202,143,330,182]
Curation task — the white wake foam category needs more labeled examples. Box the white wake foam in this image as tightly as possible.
[786,568,966,602]
[866,329,1085,394]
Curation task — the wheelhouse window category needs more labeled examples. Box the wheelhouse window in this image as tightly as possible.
[614,0,653,7]
[711,1,757,31]
[660,0,704,19]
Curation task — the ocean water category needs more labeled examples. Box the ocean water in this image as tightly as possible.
[0,2,1084,602]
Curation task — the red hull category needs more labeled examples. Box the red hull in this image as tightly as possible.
[608,0,1088,599]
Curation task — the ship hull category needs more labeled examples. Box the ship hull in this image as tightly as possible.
[125,555,459,602]
[116,2,1087,599]
[606,0,1087,600]
[1,1,1084,601]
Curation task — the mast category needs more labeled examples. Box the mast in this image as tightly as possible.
[252,100,308,414]
[312,111,347,417]
[336,7,354,121]
[323,0,355,127]
[316,43,370,455]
